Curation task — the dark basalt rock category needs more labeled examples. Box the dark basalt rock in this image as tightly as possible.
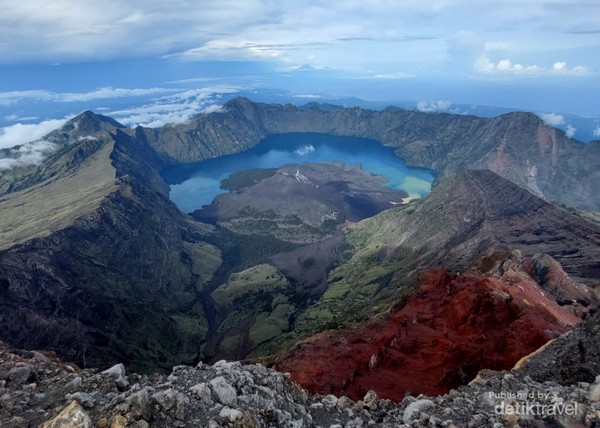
[517,308,600,385]
[1,336,599,427]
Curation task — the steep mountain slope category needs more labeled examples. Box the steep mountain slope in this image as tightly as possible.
[140,98,600,211]
[0,101,598,387]
[0,137,117,250]
[278,170,599,349]
[0,114,221,371]
[0,111,125,196]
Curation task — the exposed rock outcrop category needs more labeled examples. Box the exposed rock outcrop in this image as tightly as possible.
[517,308,600,386]
[1,334,600,427]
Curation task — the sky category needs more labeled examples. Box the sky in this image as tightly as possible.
[1,0,600,156]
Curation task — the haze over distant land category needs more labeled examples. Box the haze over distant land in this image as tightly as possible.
[1,0,599,145]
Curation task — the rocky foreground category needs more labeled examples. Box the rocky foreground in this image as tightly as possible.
[2,311,600,428]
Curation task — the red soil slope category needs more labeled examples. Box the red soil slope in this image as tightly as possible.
[275,264,581,401]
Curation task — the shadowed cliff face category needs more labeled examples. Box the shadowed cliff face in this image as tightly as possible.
[275,253,583,402]
[0,118,221,371]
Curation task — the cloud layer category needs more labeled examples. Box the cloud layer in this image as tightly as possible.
[0,87,174,107]
[109,86,240,128]
[0,118,69,149]
[0,140,57,170]
[416,100,452,112]
[475,58,589,76]
[0,0,597,80]
[540,113,565,126]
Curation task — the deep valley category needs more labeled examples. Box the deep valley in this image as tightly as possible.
[0,97,599,412]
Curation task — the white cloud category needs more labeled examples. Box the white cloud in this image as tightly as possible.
[3,114,38,122]
[416,100,452,112]
[58,87,172,102]
[565,124,576,138]
[550,62,588,76]
[475,57,589,76]
[373,72,415,80]
[0,87,174,106]
[475,57,543,75]
[593,126,600,139]
[0,140,58,170]
[552,62,567,72]
[540,113,565,126]
[0,118,69,149]
[202,104,224,114]
[174,39,283,61]
[109,86,240,128]
[0,90,53,106]
[293,94,323,99]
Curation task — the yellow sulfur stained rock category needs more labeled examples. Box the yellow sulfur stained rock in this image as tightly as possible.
[110,414,128,428]
[42,401,93,428]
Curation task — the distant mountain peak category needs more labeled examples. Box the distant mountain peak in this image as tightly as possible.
[295,64,316,71]
[223,96,254,107]
[496,110,543,124]
[67,110,125,133]
[300,101,344,112]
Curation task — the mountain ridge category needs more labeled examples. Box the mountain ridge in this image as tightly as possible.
[3,98,598,210]
[0,120,221,371]
[0,98,598,380]
[261,169,599,356]
[135,97,600,211]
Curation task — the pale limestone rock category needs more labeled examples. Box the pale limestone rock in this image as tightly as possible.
[42,401,92,428]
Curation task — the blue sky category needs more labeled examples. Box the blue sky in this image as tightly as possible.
[1,0,600,153]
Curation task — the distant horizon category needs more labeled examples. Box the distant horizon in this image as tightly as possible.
[1,1,599,148]
[1,87,599,155]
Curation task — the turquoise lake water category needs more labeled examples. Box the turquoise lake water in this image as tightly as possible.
[162,133,436,213]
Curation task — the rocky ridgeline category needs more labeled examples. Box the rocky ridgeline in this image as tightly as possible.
[1,339,600,428]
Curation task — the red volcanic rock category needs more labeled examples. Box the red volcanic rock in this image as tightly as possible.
[275,264,581,402]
